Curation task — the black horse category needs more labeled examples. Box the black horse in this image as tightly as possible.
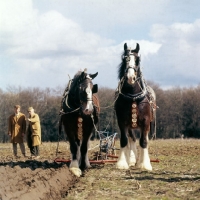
[115,43,156,170]
[59,69,99,177]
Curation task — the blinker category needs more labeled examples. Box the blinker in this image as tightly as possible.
[92,84,98,93]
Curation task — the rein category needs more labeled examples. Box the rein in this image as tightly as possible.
[60,107,80,116]
[91,112,113,134]
[60,79,81,115]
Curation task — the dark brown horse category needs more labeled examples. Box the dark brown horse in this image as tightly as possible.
[115,43,156,170]
[59,70,99,177]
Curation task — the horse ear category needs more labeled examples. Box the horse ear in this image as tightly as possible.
[124,43,127,51]
[81,71,85,78]
[133,43,140,53]
[92,84,98,93]
[79,71,86,82]
[89,72,98,79]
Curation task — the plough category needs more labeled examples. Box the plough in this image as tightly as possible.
[54,131,159,164]
[54,157,159,164]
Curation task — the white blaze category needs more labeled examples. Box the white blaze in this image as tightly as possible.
[84,83,93,114]
[128,55,135,68]
[127,55,137,84]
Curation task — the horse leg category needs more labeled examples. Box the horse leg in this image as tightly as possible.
[128,129,137,166]
[136,126,152,171]
[69,139,82,177]
[116,127,129,169]
[80,137,91,170]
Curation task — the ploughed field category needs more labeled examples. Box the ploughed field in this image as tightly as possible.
[0,139,199,200]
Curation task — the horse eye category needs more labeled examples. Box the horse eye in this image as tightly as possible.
[126,57,130,62]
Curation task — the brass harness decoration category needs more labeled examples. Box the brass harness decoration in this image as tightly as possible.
[131,102,138,128]
[77,117,83,140]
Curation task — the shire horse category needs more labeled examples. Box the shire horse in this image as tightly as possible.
[115,43,156,171]
[59,69,99,177]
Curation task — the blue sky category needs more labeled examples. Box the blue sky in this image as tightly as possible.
[1,0,200,90]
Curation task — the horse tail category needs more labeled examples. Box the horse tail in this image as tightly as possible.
[150,113,156,140]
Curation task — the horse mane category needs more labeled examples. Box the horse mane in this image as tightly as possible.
[69,71,84,92]
[117,51,141,80]
[118,52,126,80]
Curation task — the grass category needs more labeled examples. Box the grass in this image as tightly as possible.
[65,139,200,200]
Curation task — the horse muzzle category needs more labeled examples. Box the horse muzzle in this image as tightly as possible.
[127,76,137,85]
[82,100,94,115]
[126,68,137,85]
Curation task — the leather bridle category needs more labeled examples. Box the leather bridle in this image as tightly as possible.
[124,53,140,75]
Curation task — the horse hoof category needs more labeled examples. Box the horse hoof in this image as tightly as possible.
[129,157,136,167]
[85,160,92,168]
[116,161,129,169]
[86,164,92,168]
[69,167,82,177]
[136,163,152,171]
[145,164,153,171]
[129,162,136,167]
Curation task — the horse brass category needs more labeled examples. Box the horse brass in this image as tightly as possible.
[132,123,137,127]
[78,127,83,132]
[132,108,137,113]
[78,117,83,122]
[132,113,137,118]
[78,132,82,136]
[132,119,137,122]
[78,123,82,127]
[132,103,137,108]
[78,135,82,140]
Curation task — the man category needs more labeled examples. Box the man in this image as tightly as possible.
[8,105,26,158]
[27,107,41,159]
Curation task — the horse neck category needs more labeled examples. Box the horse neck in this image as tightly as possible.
[68,88,80,108]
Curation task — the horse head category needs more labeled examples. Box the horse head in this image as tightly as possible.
[123,43,141,85]
[76,70,98,115]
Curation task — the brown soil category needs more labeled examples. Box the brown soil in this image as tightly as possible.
[0,142,78,200]
[0,157,78,200]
